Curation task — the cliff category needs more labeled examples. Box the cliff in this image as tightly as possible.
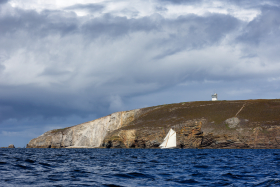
[27,99,280,149]
[27,110,140,148]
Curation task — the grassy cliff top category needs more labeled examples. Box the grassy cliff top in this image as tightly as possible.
[121,99,280,130]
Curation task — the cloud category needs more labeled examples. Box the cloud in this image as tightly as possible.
[1,0,280,147]
[64,3,104,12]
[157,0,203,5]
[237,6,280,45]
[159,0,279,7]
[152,13,240,59]
[227,0,280,7]
[0,0,8,4]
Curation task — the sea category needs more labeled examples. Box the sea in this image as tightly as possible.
[1,148,280,187]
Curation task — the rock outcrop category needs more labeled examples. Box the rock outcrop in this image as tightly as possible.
[27,99,280,149]
[8,144,15,148]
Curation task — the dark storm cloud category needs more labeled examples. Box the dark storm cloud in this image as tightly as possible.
[157,0,203,5]
[0,0,8,5]
[64,3,104,12]
[0,8,78,37]
[81,14,161,39]
[0,85,109,123]
[0,3,239,46]
[155,6,168,12]
[227,0,280,7]
[0,5,244,124]
[0,8,153,41]
[159,0,279,6]
[237,6,280,45]
[153,14,240,59]
[81,12,240,50]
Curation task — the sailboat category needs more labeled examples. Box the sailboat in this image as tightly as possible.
[159,128,176,149]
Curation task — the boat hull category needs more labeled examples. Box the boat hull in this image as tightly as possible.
[160,146,177,149]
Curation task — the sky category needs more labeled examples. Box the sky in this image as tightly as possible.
[0,0,280,147]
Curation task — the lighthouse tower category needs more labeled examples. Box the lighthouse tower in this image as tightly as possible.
[212,93,218,101]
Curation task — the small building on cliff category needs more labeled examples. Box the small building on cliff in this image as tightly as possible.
[212,93,218,101]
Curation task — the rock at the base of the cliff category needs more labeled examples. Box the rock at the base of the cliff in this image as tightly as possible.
[104,141,112,148]
[112,141,126,148]
[8,144,15,148]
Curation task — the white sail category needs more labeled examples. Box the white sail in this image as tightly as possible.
[159,129,176,149]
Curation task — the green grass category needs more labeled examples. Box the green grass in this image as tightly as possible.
[51,127,70,134]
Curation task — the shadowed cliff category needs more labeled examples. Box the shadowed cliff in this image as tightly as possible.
[27,99,280,149]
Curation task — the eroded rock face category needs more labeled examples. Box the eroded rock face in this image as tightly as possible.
[103,119,206,148]
[103,117,280,149]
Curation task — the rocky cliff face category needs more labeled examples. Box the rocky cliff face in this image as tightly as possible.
[27,110,140,148]
[27,99,280,149]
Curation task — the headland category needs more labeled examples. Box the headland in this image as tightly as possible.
[27,99,280,149]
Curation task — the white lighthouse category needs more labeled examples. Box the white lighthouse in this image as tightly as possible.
[212,93,218,101]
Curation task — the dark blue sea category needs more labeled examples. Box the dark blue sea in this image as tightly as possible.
[1,149,280,187]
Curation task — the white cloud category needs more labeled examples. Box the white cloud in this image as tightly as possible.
[8,0,261,21]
